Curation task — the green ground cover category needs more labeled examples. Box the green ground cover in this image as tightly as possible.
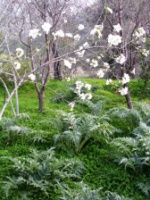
[0,78,150,200]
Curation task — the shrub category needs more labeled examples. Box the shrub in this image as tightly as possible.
[2,148,84,199]
[54,112,116,154]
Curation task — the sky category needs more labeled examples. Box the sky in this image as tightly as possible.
[73,0,97,7]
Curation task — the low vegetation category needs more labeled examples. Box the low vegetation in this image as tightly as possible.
[0,78,150,200]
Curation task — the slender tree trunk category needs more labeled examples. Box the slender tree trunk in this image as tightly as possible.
[0,77,24,120]
[125,91,133,109]
[13,73,19,115]
[52,42,62,80]
[0,78,16,117]
[118,0,133,109]
[38,91,44,112]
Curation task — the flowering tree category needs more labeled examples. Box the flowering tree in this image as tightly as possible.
[0,1,30,119]
[84,0,150,109]
[0,43,35,119]
[7,0,97,112]
[105,0,150,109]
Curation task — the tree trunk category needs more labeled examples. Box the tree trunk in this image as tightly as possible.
[118,0,133,109]
[54,61,62,80]
[0,77,24,120]
[52,42,62,80]
[125,92,133,109]
[13,73,19,115]
[38,91,44,112]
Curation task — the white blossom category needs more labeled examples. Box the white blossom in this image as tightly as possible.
[42,22,51,34]
[115,54,126,65]
[69,57,77,64]
[106,79,112,85]
[90,24,103,38]
[90,59,98,67]
[108,34,122,46]
[103,62,110,69]
[141,49,149,57]
[69,102,75,111]
[16,48,24,58]
[64,19,68,23]
[75,81,84,90]
[28,74,36,81]
[84,83,92,90]
[119,87,128,95]
[83,42,90,48]
[64,59,72,69]
[133,27,146,40]
[113,24,122,33]
[122,73,130,84]
[85,93,92,100]
[14,61,21,70]
[79,93,86,100]
[66,33,73,38]
[76,46,85,57]
[78,24,84,30]
[97,69,105,78]
[131,68,135,75]
[74,34,81,41]
[55,30,65,37]
[29,29,40,39]
[141,37,146,43]
[137,27,146,36]
[86,59,90,63]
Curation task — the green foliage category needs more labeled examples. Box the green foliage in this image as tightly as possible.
[54,111,116,154]
[134,102,150,117]
[129,79,150,100]
[103,191,131,200]
[3,148,84,199]
[137,182,150,198]
[139,55,150,88]
[59,182,131,200]
[111,104,150,174]
[1,79,150,200]
[59,182,102,200]
[109,107,142,135]
[0,114,32,145]
[77,100,106,116]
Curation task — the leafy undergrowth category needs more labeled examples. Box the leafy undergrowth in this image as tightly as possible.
[0,78,150,199]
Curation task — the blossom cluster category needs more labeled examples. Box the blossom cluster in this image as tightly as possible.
[108,34,122,46]
[68,81,92,111]
[74,80,92,100]
[28,21,85,43]
[115,54,126,65]
[90,24,103,39]
[133,27,146,43]
[13,48,24,71]
[63,57,77,69]
[133,27,149,57]
[28,73,36,81]
[118,73,130,96]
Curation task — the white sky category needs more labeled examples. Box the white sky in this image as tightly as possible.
[73,0,97,7]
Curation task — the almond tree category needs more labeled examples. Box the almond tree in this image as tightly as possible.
[84,0,150,109]
[1,0,88,112]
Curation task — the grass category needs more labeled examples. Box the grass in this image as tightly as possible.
[0,78,150,199]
